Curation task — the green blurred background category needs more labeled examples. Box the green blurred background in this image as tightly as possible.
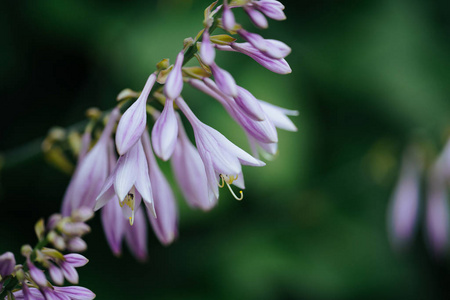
[1,0,450,299]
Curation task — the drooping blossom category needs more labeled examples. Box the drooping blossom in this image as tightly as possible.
[238,29,291,59]
[116,73,156,155]
[176,96,265,199]
[61,108,120,216]
[95,138,154,225]
[171,113,218,210]
[215,43,291,74]
[200,30,215,65]
[387,147,422,250]
[190,79,278,144]
[13,286,95,300]
[142,131,178,245]
[210,62,238,97]
[151,98,178,161]
[251,0,286,21]
[164,51,184,100]
[425,164,449,257]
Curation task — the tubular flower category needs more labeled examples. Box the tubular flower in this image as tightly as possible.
[215,43,292,74]
[164,51,184,100]
[176,97,265,200]
[237,29,291,59]
[116,73,157,155]
[151,98,178,161]
[171,113,218,210]
[142,131,178,245]
[95,138,154,226]
[61,108,121,215]
[387,148,422,250]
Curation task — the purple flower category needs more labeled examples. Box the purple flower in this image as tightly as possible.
[61,108,120,215]
[142,131,178,245]
[124,208,148,262]
[116,73,156,155]
[48,253,88,286]
[27,258,47,287]
[234,85,265,121]
[13,286,95,300]
[176,97,265,199]
[216,43,292,74]
[387,148,422,250]
[210,62,238,97]
[101,198,125,256]
[200,30,215,65]
[0,252,15,279]
[425,167,449,257]
[259,100,298,132]
[222,3,236,31]
[164,51,184,100]
[151,98,178,161]
[238,29,291,59]
[252,0,286,21]
[171,113,218,210]
[95,138,154,225]
[244,6,268,29]
[191,78,278,144]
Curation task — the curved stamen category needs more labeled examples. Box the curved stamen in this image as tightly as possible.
[218,175,225,188]
[225,181,243,201]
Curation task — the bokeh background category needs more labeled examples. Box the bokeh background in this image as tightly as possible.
[1,0,450,299]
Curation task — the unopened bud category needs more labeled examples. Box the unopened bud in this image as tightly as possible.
[15,268,25,282]
[48,231,66,251]
[71,207,94,223]
[46,214,62,231]
[34,219,45,241]
[156,58,170,70]
[60,222,91,236]
[85,107,102,119]
[116,89,140,102]
[157,65,174,84]
[0,252,16,277]
[183,37,194,49]
[21,245,32,258]
[67,237,87,252]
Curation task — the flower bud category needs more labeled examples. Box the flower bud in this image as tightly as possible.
[164,51,184,100]
[0,252,15,277]
[210,62,238,97]
[66,237,87,252]
[151,99,178,161]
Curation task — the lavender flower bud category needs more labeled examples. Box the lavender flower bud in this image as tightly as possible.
[234,86,265,121]
[222,4,236,31]
[151,98,178,161]
[46,214,62,231]
[71,207,94,223]
[238,29,291,59]
[164,51,184,100]
[253,0,286,21]
[0,252,15,278]
[387,148,422,250]
[66,237,87,252]
[142,131,178,245]
[116,74,156,155]
[200,30,215,65]
[27,258,47,287]
[210,62,238,97]
[244,6,268,29]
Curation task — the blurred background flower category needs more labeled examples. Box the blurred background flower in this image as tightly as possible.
[1,0,450,299]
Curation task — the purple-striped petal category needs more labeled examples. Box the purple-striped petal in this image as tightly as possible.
[116,74,156,155]
[151,98,178,161]
[164,51,184,100]
[124,208,148,262]
[210,63,238,97]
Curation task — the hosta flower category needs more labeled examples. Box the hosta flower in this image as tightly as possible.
[171,113,218,210]
[200,30,215,65]
[164,51,184,100]
[0,252,15,279]
[259,100,298,132]
[387,148,422,250]
[251,0,286,21]
[50,254,88,285]
[176,97,265,199]
[222,1,236,31]
[244,5,268,29]
[116,73,156,155]
[190,78,278,144]
[426,166,449,257]
[151,98,178,161]
[215,43,292,74]
[13,286,95,300]
[124,208,148,262]
[210,62,238,97]
[61,108,120,216]
[238,29,291,59]
[95,139,154,225]
[142,131,178,245]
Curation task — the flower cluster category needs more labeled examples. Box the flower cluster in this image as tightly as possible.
[0,211,95,299]
[388,139,450,257]
[58,0,297,260]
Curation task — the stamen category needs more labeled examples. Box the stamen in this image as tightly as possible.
[121,187,136,226]
[218,174,225,187]
[225,181,243,200]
